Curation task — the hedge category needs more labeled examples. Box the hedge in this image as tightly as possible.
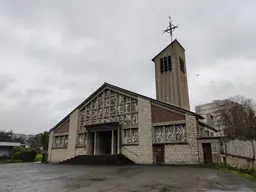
[21,150,37,162]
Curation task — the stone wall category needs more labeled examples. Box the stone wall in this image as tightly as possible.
[67,109,79,159]
[164,114,199,164]
[50,149,68,162]
[197,138,221,164]
[225,139,256,159]
[226,155,256,169]
[48,109,80,163]
[223,139,256,169]
[121,145,140,163]
[137,97,153,164]
[75,147,87,156]
[121,97,153,164]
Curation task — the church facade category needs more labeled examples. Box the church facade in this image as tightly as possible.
[47,40,220,164]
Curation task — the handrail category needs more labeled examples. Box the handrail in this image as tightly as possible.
[123,146,138,156]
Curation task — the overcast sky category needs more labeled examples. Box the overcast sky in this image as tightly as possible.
[0,0,256,134]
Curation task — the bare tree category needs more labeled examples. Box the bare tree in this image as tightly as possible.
[219,95,256,169]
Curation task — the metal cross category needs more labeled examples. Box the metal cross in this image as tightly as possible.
[163,16,179,42]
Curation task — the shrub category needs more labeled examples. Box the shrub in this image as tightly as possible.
[12,146,25,154]
[0,155,9,161]
[21,150,37,162]
[12,152,22,160]
[35,153,42,161]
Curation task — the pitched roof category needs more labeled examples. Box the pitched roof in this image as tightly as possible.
[152,39,185,62]
[50,82,202,132]
[198,121,218,132]
[0,142,21,147]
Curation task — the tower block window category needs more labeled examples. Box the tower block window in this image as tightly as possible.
[160,58,164,73]
[167,56,172,71]
[160,56,172,73]
[179,57,185,73]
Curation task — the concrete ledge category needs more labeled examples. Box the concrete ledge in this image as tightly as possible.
[121,144,139,146]
[223,153,255,161]
[153,142,189,145]
[52,147,67,149]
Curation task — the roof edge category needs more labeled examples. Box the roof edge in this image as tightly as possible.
[50,82,202,132]
[152,39,185,62]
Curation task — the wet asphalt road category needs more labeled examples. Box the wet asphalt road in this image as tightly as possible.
[0,163,255,192]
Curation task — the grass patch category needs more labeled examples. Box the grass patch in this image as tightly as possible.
[215,163,256,180]
[35,153,42,162]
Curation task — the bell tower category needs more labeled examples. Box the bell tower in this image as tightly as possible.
[152,17,190,110]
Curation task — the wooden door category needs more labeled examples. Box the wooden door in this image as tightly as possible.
[202,143,213,164]
[153,145,164,164]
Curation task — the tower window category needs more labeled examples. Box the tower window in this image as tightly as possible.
[160,56,172,73]
[179,57,185,73]
[164,57,167,72]
[160,58,164,73]
[167,56,172,71]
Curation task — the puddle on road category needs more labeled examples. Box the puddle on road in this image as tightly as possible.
[209,189,255,192]
[64,176,106,190]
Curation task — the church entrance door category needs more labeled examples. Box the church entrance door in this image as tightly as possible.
[98,131,112,155]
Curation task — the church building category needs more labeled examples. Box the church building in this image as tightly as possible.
[47,39,220,165]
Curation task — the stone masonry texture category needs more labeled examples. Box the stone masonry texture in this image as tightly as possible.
[50,149,68,162]
[197,138,221,164]
[165,114,199,164]
[121,97,153,164]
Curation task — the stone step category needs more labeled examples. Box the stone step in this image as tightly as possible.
[60,154,135,165]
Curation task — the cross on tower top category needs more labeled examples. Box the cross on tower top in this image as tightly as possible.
[163,16,179,42]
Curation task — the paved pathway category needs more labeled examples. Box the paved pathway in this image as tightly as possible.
[0,163,255,192]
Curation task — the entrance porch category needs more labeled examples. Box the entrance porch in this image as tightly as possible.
[86,123,120,155]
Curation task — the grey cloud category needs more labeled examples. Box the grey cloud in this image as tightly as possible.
[0,0,256,134]
[0,100,56,134]
[0,75,15,92]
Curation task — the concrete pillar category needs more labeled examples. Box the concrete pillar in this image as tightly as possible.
[111,130,117,155]
[67,109,79,159]
[137,97,153,164]
[86,132,91,155]
[117,127,120,154]
[47,131,54,162]
[94,132,97,155]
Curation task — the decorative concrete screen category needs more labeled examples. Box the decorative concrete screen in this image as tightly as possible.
[77,133,87,147]
[78,89,139,149]
[80,89,138,129]
[52,135,68,148]
[153,124,187,143]
[123,128,139,145]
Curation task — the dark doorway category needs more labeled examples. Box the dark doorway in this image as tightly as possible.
[153,145,164,164]
[202,143,213,164]
[98,131,112,155]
